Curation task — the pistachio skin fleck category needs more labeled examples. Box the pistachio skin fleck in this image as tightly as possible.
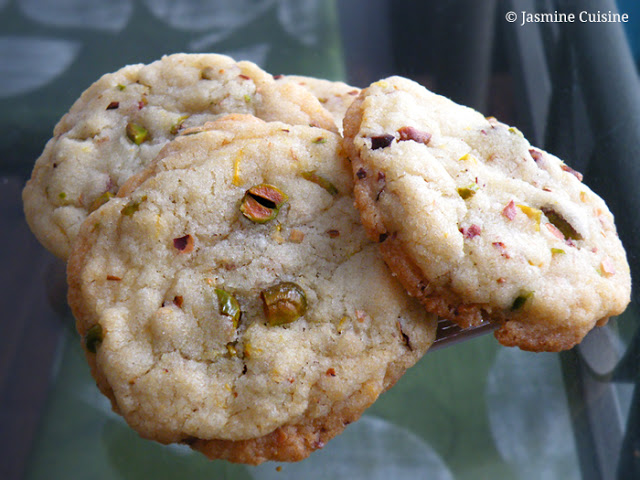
[261,282,307,326]
[215,289,241,329]
[85,324,103,353]
[240,184,288,223]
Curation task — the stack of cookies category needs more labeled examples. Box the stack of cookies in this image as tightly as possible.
[22,54,631,464]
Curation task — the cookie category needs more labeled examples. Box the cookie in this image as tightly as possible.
[275,75,360,131]
[67,115,436,464]
[23,53,337,260]
[343,76,631,352]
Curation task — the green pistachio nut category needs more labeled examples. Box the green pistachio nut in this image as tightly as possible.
[126,122,150,145]
[261,282,307,326]
[215,288,241,329]
[85,324,103,353]
[457,183,479,200]
[511,291,534,311]
[240,184,288,223]
[541,207,583,240]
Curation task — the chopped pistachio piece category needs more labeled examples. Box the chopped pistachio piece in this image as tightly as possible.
[502,200,517,220]
[121,203,139,216]
[397,126,431,145]
[85,324,103,353]
[545,222,565,240]
[457,183,479,200]
[121,196,146,216]
[215,288,241,329]
[600,258,616,277]
[511,291,534,311]
[240,184,288,223]
[226,343,238,356]
[289,229,305,243]
[173,234,194,253]
[261,282,307,326]
[170,115,189,135]
[460,224,481,239]
[89,191,115,212]
[232,150,243,186]
[370,134,395,150]
[312,136,327,144]
[301,171,338,195]
[517,204,542,230]
[243,94,252,103]
[508,126,523,137]
[116,83,126,91]
[541,207,583,240]
[551,248,566,255]
[126,122,150,145]
[561,164,584,181]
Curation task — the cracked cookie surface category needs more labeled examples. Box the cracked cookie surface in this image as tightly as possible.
[23,53,336,260]
[343,76,631,352]
[67,116,436,464]
[275,75,360,132]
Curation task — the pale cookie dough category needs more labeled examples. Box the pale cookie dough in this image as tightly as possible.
[67,116,436,464]
[23,53,337,260]
[343,76,631,352]
[275,75,360,132]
